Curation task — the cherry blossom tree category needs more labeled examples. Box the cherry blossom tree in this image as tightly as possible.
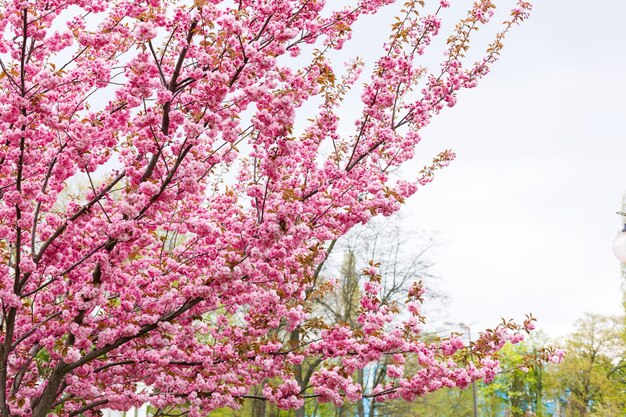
[0,0,559,416]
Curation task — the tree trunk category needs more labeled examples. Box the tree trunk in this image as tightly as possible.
[250,382,267,417]
[357,368,365,417]
[368,400,376,417]
[312,402,319,417]
[32,370,65,417]
[290,329,306,417]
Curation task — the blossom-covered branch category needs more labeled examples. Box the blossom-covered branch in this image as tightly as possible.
[0,1,546,416]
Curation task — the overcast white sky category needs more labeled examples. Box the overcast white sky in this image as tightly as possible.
[338,0,626,339]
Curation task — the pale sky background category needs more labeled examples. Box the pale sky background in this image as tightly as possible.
[336,0,626,339]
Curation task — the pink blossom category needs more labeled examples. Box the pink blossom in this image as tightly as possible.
[0,0,535,415]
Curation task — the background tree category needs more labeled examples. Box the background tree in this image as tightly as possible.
[546,314,626,417]
[479,339,548,417]
[0,0,544,416]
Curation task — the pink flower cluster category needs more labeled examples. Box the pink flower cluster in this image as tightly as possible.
[0,0,535,416]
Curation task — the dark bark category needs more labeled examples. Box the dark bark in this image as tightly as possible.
[250,383,267,417]
[356,368,365,417]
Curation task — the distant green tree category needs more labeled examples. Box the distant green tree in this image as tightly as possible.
[546,314,626,417]
[381,386,473,417]
[480,341,547,417]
